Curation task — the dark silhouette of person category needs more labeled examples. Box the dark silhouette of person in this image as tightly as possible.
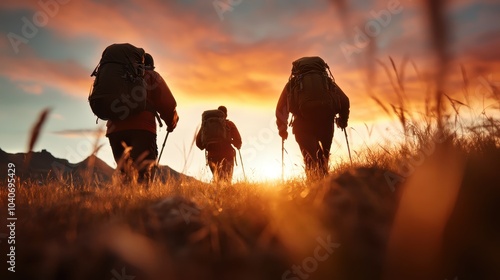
[106,53,178,184]
[276,57,349,180]
[196,106,242,183]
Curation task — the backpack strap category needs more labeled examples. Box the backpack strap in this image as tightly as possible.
[154,111,163,127]
[141,101,163,127]
[90,61,130,77]
[293,70,327,91]
[289,115,295,127]
[325,63,335,82]
[91,63,99,77]
[122,49,145,78]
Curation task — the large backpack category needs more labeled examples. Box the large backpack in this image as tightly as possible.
[199,109,230,148]
[287,56,345,121]
[88,43,147,121]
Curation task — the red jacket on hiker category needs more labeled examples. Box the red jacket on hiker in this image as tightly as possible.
[106,69,178,135]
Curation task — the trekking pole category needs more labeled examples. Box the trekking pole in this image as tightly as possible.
[343,128,353,166]
[152,131,170,183]
[238,149,247,181]
[281,139,285,182]
[158,131,170,165]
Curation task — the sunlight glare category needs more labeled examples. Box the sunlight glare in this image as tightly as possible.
[256,159,283,180]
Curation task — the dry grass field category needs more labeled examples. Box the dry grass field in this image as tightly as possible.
[1,85,499,280]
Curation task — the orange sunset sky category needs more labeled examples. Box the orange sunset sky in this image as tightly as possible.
[0,0,499,181]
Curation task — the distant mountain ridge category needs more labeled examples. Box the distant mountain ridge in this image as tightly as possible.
[0,148,195,186]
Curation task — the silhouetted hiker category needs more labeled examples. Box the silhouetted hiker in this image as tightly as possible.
[106,52,179,184]
[276,56,350,180]
[196,106,242,183]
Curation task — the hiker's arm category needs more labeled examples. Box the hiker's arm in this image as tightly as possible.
[151,73,178,130]
[336,84,350,121]
[275,83,290,136]
[335,83,350,129]
[195,129,204,150]
[229,121,242,150]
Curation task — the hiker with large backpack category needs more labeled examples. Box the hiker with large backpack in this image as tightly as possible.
[196,106,242,183]
[89,44,179,184]
[276,56,350,180]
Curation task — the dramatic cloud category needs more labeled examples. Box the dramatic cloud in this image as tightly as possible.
[0,50,91,97]
[2,0,498,111]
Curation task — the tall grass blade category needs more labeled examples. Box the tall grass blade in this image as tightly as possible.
[25,108,51,168]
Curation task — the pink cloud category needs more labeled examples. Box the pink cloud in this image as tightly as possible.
[17,83,44,95]
[1,0,499,123]
[0,50,91,98]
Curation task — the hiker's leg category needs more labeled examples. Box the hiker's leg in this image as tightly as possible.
[295,132,320,180]
[129,130,157,184]
[227,156,234,182]
[317,123,334,177]
[108,131,133,181]
[208,156,223,183]
[304,154,318,180]
[220,155,234,183]
[108,131,129,163]
[208,159,216,181]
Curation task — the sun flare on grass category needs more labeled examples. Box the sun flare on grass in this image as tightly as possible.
[246,157,305,182]
[259,161,283,180]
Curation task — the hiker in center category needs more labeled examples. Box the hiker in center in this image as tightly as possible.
[107,53,179,184]
[196,106,242,183]
[276,56,350,180]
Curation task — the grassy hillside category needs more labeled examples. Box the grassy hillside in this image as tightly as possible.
[2,43,500,278]
[1,93,499,280]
